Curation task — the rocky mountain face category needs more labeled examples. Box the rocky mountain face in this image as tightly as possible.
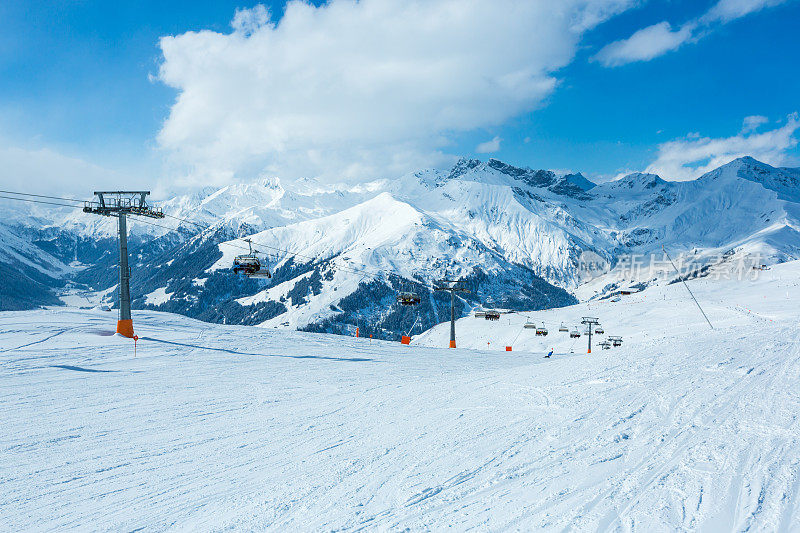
[2,156,799,339]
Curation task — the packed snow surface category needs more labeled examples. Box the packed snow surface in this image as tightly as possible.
[2,261,800,530]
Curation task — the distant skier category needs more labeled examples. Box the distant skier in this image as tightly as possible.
[545,349,553,359]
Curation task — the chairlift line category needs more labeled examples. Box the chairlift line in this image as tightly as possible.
[5,193,631,350]
[6,188,717,352]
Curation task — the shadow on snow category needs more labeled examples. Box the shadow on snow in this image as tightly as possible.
[50,364,121,373]
[139,337,374,363]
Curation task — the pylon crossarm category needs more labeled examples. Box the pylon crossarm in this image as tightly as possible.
[84,191,164,219]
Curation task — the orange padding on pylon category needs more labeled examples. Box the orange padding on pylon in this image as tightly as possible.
[116,319,134,338]
[506,346,512,351]
[449,340,456,348]
[401,336,411,345]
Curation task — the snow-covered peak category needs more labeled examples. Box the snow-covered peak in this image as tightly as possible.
[485,159,560,189]
[217,192,425,269]
[445,158,483,182]
[699,156,800,202]
[438,159,599,202]
[560,172,596,191]
[608,172,667,191]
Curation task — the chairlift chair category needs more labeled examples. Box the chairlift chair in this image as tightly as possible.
[559,322,568,332]
[524,321,537,329]
[248,267,272,279]
[232,254,260,275]
[609,336,623,347]
[595,326,604,335]
[396,292,421,306]
[570,328,581,339]
[535,326,548,336]
[232,239,271,278]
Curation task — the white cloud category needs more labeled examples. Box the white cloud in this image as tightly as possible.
[741,115,769,133]
[475,136,502,154]
[645,113,799,181]
[594,0,790,67]
[593,21,695,67]
[702,0,789,23]
[0,145,129,197]
[231,4,272,35]
[156,0,634,185]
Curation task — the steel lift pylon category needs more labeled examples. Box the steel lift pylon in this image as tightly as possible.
[84,191,164,338]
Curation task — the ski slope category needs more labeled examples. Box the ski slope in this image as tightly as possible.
[415,260,800,355]
[2,262,800,530]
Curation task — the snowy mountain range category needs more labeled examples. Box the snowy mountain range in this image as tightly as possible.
[2,156,799,339]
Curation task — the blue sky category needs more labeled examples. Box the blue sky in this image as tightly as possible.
[0,0,798,194]
[496,0,800,176]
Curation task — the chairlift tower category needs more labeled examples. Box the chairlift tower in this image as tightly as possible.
[434,279,469,348]
[581,317,600,354]
[84,191,164,337]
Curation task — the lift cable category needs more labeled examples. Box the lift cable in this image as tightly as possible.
[508,311,586,330]
[509,323,527,346]
[0,190,89,204]
[131,213,393,283]
[0,194,89,209]
[164,212,394,279]
[662,245,714,330]
[2,187,453,294]
[156,211,435,290]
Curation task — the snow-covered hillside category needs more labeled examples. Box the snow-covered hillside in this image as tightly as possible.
[2,156,800,342]
[145,156,800,335]
[2,260,799,530]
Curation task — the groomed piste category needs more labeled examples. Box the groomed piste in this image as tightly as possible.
[2,261,799,530]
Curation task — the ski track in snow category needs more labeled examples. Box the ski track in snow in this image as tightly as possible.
[2,263,800,531]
